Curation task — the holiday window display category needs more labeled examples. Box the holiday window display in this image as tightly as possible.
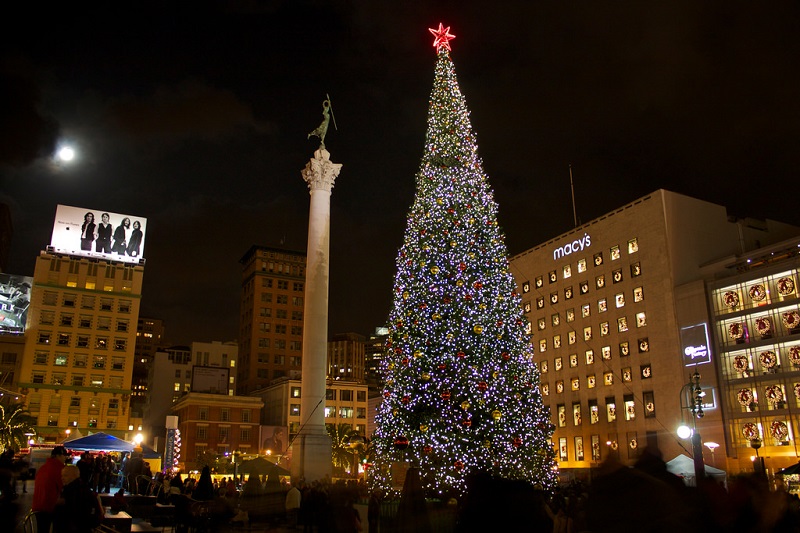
[755,317,772,337]
[789,346,800,366]
[759,350,777,370]
[771,420,790,441]
[728,322,745,340]
[723,290,740,309]
[778,277,795,296]
[742,422,760,441]
[782,311,800,330]
[732,355,749,374]
[737,388,755,407]
[749,284,767,302]
[765,385,784,406]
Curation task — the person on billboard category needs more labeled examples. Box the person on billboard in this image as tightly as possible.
[80,212,96,251]
[111,217,130,255]
[127,220,143,257]
[95,213,113,253]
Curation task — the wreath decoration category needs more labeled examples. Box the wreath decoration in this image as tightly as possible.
[789,346,800,366]
[755,317,772,336]
[749,284,767,301]
[765,385,784,405]
[733,355,749,373]
[778,277,796,296]
[759,350,777,369]
[728,322,745,340]
[742,422,760,440]
[737,388,755,407]
[794,383,800,401]
[771,420,790,441]
[782,311,800,330]
[723,291,740,309]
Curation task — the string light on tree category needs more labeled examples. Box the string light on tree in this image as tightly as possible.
[370,24,557,498]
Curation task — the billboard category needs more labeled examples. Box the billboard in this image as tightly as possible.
[0,273,33,333]
[681,322,712,366]
[190,366,230,394]
[50,204,147,264]
[260,425,289,457]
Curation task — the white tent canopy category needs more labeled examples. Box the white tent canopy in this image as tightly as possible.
[666,454,727,487]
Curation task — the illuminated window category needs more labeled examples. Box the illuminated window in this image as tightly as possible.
[598,298,608,313]
[641,365,652,379]
[579,281,589,295]
[542,384,550,396]
[610,245,621,261]
[565,287,573,300]
[606,399,616,422]
[540,361,548,373]
[636,312,647,327]
[550,292,558,305]
[620,342,630,357]
[596,275,605,289]
[604,372,614,386]
[556,380,564,394]
[538,318,546,331]
[554,357,563,371]
[535,276,543,288]
[583,327,592,341]
[628,238,639,254]
[602,346,612,360]
[558,405,566,427]
[593,253,603,267]
[554,335,562,349]
[568,331,577,345]
[622,368,632,382]
[569,353,578,367]
[536,297,544,309]
[618,317,629,332]
[552,314,560,327]
[523,302,531,313]
[582,304,591,318]
[549,271,557,283]
[573,403,582,424]
[585,350,594,365]
[587,375,596,389]
[600,322,609,336]
[612,269,623,283]
[522,281,530,293]
[643,391,655,418]
[616,293,625,308]
[634,287,644,302]
[577,258,587,273]
[566,309,575,322]
[563,265,572,279]
[589,402,599,424]
[624,396,636,420]
[54,354,68,366]
[638,338,649,352]
[631,262,641,277]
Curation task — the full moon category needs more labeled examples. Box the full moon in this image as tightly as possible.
[57,146,75,162]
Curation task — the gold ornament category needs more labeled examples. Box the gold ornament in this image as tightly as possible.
[413,350,423,359]
[461,401,471,410]
[432,313,441,320]
[431,266,440,275]
[402,291,409,300]
[483,439,491,448]
[420,424,429,432]
[492,410,502,420]
[450,241,457,247]
[421,372,431,381]
[473,325,484,334]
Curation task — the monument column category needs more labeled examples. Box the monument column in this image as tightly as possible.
[292,142,342,483]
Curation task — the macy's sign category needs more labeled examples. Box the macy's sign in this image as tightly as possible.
[553,233,592,261]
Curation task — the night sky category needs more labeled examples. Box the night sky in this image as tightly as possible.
[2,2,799,345]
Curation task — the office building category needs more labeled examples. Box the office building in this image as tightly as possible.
[238,245,306,394]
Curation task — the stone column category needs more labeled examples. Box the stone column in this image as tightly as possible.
[291,147,342,483]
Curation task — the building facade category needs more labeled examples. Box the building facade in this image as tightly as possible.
[328,332,366,382]
[18,251,144,441]
[238,245,306,394]
[171,392,264,470]
[510,189,799,479]
[131,317,166,420]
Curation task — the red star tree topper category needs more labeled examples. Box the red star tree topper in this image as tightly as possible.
[429,22,455,52]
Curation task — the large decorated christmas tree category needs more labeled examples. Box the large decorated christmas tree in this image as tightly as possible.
[370,24,557,498]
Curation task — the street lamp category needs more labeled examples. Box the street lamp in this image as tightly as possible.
[678,371,706,483]
[704,441,720,467]
[347,434,365,478]
[750,437,766,478]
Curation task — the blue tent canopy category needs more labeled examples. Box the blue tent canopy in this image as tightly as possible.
[64,432,160,458]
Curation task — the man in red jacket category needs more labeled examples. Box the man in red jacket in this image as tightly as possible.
[32,446,69,533]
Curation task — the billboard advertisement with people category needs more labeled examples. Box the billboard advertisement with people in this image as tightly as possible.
[50,204,147,264]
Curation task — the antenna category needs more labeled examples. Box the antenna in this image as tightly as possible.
[327,93,338,131]
[569,164,578,228]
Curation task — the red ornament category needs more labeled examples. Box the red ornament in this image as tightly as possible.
[394,436,409,450]
[401,395,410,404]
[513,437,522,448]
[457,351,466,359]
[496,320,504,327]
[438,363,447,371]
[443,297,452,304]
[394,348,402,354]
[462,419,472,427]
[459,262,467,271]
[423,445,433,455]
[441,390,451,400]
[478,381,488,392]
[464,294,473,301]
[502,352,510,361]
[474,281,483,289]
[401,357,409,366]
[383,391,391,398]
[454,460,464,471]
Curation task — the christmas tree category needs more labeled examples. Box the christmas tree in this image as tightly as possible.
[371,24,557,498]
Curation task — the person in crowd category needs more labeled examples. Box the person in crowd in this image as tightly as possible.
[32,446,69,533]
[111,217,130,255]
[95,213,113,253]
[80,212,96,251]
[192,466,215,501]
[127,220,143,257]
[285,481,302,529]
[53,464,103,533]
[368,488,382,533]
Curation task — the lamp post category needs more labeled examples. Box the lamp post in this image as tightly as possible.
[704,441,719,467]
[750,437,766,478]
[677,371,706,483]
[347,434,365,479]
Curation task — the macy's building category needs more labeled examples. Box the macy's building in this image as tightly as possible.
[510,189,800,482]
